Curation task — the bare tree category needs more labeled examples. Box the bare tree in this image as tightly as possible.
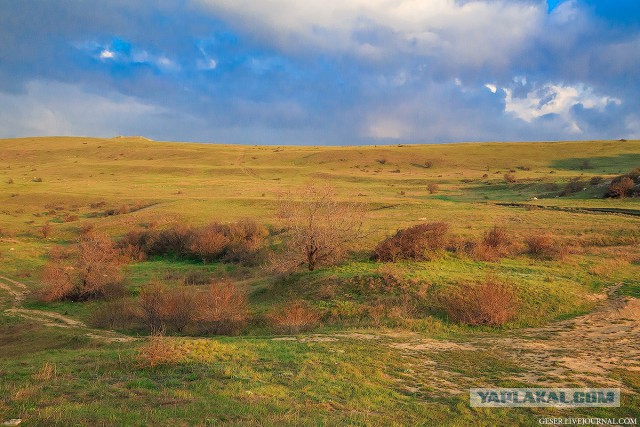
[270,185,366,272]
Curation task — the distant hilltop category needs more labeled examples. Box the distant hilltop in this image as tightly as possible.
[111,135,154,142]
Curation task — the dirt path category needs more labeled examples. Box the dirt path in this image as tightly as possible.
[236,150,263,180]
[0,275,136,343]
[387,286,640,395]
[275,285,639,395]
[0,275,28,307]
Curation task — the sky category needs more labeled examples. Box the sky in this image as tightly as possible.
[0,0,639,145]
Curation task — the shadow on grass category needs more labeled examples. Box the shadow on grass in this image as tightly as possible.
[550,154,640,173]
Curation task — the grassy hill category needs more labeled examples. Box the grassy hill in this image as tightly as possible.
[0,137,639,426]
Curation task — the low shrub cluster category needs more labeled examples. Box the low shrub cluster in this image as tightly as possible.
[524,233,568,261]
[90,278,330,335]
[90,299,140,329]
[197,280,249,335]
[374,222,449,261]
[504,173,517,183]
[344,265,418,295]
[119,219,268,265]
[439,279,519,326]
[39,233,126,302]
[268,300,321,334]
[136,280,249,335]
[606,168,640,198]
[461,226,519,262]
[136,333,187,367]
[559,178,588,196]
[376,223,567,263]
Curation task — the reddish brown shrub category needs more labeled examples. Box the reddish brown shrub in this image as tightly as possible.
[138,282,201,333]
[163,285,197,333]
[149,225,195,257]
[63,214,79,223]
[427,183,439,194]
[119,220,268,265]
[445,235,468,254]
[139,281,167,333]
[367,303,386,326]
[120,243,147,262]
[441,280,519,326]
[196,280,248,335]
[40,233,125,301]
[524,233,567,260]
[224,219,269,264]
[483,226,509,249]
[504,173,516,183]
[374,222,450,262]
[40,222,52,239]
[90,201,107,209]
[78,223,95,236]
[137,333,185,367]
[118,225,194,258]
[269,300,320,334]
[467,226,516,261]
[39,263,74,302]
[189,224,229,263]
[606,168,640,198]
[608,176,635,199]
[90,298,140,329]
[560,178,587,196]
[468,241,501,262]
[75,233,126,299]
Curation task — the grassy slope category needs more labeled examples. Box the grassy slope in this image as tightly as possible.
[1,137,639,425]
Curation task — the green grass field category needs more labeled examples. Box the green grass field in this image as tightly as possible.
[1,136,639,426]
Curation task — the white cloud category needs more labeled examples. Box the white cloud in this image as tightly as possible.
[99,49,115,59]
[549,0,579,24]
[197,58,217,70]
[156,56,180,72]
[485,83,497,93]
[0,80,167,138]
[513,76,527,86]
[77,41,180,72]
[365,117,411,140]
[625,117,640,139]
[195,0,543,68]
[504,83,621,132]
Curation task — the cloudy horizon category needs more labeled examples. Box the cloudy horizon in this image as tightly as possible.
[0,0,638,145]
